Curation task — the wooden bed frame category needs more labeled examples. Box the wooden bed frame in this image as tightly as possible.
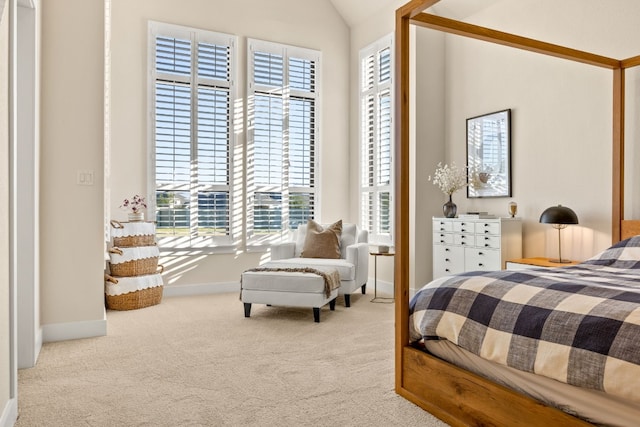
[393,1,640,425]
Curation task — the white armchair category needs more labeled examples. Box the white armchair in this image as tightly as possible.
[269,222,369,307]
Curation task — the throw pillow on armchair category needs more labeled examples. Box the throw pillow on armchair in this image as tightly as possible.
[301,219,342,259]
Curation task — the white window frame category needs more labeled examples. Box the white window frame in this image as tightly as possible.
[359,34,394,246]
[246,38,321,248]
[147,21,238,251]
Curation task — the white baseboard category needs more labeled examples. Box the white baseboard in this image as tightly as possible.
[0,398,17,427]
[42,317,107,343]
[163,281,240,297]
[39,284,235,341]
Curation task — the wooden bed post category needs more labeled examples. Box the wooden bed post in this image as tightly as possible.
[394,0,441,393]
[612,67,624,243]
[393,5,410,395]
[618,56,640,242]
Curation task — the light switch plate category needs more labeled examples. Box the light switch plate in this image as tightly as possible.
[77,170,94,186]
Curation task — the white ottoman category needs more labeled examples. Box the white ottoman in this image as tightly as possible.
[241,268,340,322]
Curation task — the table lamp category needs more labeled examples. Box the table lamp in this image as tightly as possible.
[539,205,579,263]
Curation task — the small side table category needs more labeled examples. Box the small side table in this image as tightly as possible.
[370,251,395,303]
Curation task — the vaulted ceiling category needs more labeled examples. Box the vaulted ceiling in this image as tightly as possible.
[329,0,640,59]
[328,0,397,27]
[328,0,501,28]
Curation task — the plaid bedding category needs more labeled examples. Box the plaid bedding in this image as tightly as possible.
[410,236,640,404]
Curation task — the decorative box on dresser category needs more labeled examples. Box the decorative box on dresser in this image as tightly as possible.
[432,217,522,279]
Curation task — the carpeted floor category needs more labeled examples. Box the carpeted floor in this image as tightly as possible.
[16,291,449,427]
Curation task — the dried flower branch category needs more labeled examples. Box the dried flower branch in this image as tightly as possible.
[428,162,469,196]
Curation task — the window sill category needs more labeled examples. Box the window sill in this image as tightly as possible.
[245,244,271,253]
[158,245,237,256]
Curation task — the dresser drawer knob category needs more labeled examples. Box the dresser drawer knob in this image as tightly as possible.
[478,263,484,267]
[445,258,450,262]
[478,252,483,255]
[485,244,489,247]
[445,268,450,272]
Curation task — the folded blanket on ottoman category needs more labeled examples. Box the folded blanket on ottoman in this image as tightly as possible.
[241,266,340,298]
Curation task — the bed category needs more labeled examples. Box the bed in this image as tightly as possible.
[393,1,640,426]
[410,238,640,426]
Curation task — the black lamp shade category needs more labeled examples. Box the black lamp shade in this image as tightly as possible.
[539,205,579,225]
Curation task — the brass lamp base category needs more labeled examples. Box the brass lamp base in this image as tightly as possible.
[548,258,572,264]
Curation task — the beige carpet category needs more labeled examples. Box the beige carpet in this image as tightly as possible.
[16,291,449,427]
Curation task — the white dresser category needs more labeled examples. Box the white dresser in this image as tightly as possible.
[432,217,522,279]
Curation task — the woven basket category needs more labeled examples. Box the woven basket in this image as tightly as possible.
[108,247,163,276]
[113,234,156,247]
[109,259,162,277]
[104,274,163,310]
[105,286,163,311]
[110,220,155,247]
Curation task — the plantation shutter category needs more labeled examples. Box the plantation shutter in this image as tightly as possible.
[196,37,231,239]
[377,88,392,235]
[289,95,315,229]
[155,35,193,235]
[289,55,316,230]
[151,23,236,248]
[248,39,319,245]
[360,38,393,244]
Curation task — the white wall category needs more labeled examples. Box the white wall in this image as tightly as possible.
[352,0,640,291]
[444,36,611,260]
[109,0,351,290]
[436,0,640,261]
[39,0,106,339]
[413,27,446,290]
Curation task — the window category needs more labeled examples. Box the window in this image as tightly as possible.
[247,39,319,245]
[149,22,237,248]
[360,35,393,245]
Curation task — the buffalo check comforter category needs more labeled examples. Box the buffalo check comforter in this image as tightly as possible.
[410,236,640,404]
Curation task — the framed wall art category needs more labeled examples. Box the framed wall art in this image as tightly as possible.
[466,109,512,198]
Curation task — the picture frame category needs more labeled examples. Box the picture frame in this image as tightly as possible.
[466,109,512,198]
